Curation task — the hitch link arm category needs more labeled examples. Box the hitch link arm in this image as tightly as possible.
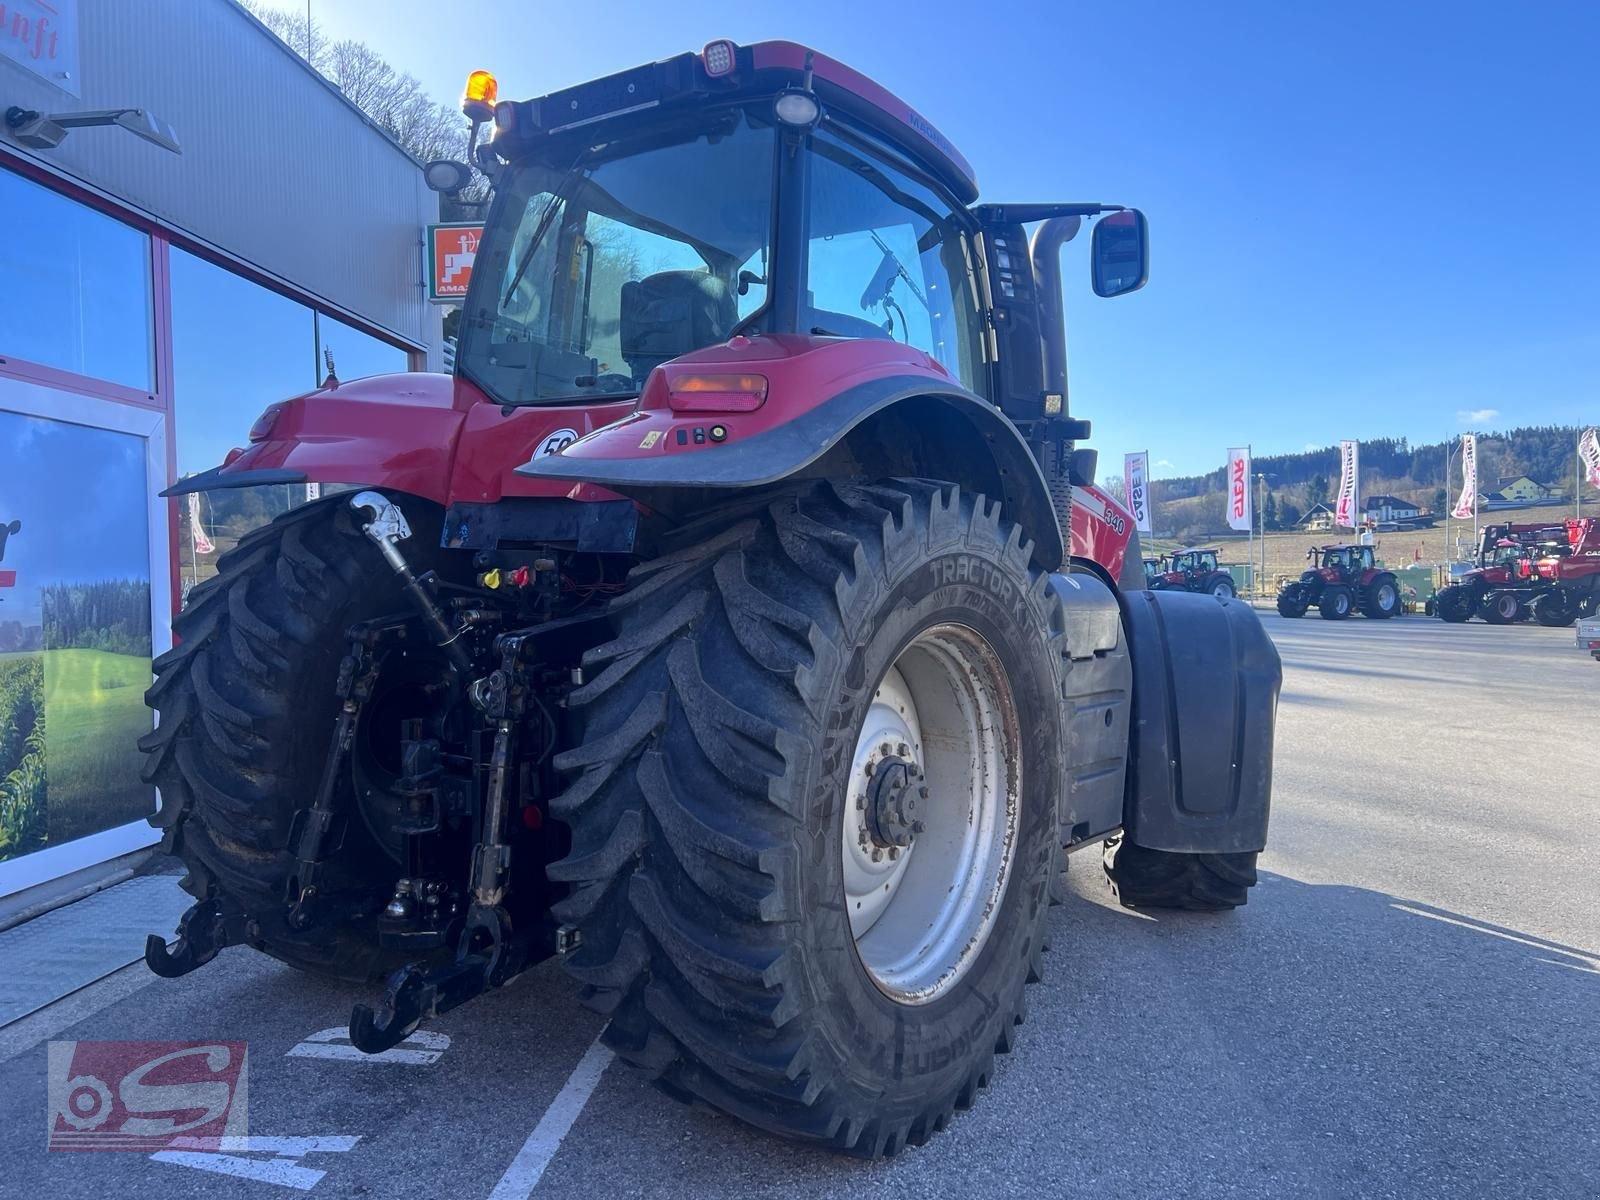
[350,491,473,675]
[285,624,394,927]
[347,635,531,1055]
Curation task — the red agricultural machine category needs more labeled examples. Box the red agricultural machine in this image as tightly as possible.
[1146,547,1238,599]
[141,42,1280,1156]
[1275,543,1402,620]
[1433,519,1600,625]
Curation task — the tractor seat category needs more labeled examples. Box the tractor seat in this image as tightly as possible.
[620,270,737,381]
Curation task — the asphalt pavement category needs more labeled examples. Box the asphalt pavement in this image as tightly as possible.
[2,611,1595,1199]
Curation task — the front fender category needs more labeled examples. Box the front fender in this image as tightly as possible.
[159,373,634,508]
[161,373,466,502]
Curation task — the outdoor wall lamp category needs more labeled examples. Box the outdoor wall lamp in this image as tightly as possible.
[3,105,182,155]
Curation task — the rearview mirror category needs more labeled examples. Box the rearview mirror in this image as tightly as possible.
[1091,209,1149,298]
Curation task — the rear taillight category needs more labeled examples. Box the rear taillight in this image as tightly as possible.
[701,40,737,78]
[667,373,767,413]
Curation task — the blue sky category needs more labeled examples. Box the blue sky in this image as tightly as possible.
[303,0,1598,477]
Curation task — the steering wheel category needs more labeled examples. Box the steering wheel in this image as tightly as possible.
[594,373,635,393]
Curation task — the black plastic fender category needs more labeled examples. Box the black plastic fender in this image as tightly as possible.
[1120,589,1281,854]
[1045,572,1133,847]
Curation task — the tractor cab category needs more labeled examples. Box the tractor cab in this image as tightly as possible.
[1307,544,1374,581]
[449,43,1147,481]
[1168,548,1220,578]
[1142,556,1163,586]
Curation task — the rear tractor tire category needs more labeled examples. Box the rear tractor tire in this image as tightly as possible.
[140,496,454,982]
[1361,573,1402,619]
[1479,592,1523,625]
[549,480,1066,1156]
[1102,836,1257,911]
[1318,585,1354,620]
[1208,574,1237,601]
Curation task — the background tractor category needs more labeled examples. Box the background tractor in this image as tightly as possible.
[1432,520,1597,625]
[1146,547,1237,598]
[141,42,1279,1157]
[1276,543,1401,620]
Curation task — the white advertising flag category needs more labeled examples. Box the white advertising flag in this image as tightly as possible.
[1334,440,1360,529]
[1451,434,1477,520]
[1579,428,1600,491]
[1124,451,1153,534]
[188,492,215,556]
[1226,447,1252,532]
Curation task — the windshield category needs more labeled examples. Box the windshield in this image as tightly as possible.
[458,107,775,407]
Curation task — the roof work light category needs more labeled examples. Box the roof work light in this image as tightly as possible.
[701,40,737,78]
[461,71,499,123]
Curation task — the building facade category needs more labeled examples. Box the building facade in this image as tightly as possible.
[0,0,442,897]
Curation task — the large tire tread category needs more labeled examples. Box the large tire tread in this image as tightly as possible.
[140,498,422,983]
[1102,837,1256,911]
[549,479,1055,1155]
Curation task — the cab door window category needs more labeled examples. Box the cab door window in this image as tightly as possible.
[803,128,984,392]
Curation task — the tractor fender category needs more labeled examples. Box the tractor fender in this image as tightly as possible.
[159,373,638,509]
[1119,589,1281,854]
[1044,571,1133,847]
[522,371,1065,570]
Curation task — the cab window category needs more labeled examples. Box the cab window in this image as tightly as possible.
[803,127,985,393]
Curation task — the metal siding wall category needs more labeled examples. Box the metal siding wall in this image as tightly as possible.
[0,0,436,353]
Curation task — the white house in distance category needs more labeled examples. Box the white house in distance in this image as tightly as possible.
[1363,495,1421,523]
[1299,503,1336,532]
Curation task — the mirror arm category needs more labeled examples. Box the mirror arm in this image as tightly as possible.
[973,202,1125,225]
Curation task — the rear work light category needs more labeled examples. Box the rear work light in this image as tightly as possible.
[461,70,498,122]
[701,40,737,78]
[667,373,767,413]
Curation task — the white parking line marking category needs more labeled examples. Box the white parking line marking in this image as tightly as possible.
[488,1038,613,1199]
[286,1026,450,1065]
[151,1135,361,1191]
[1390,904,1600,966]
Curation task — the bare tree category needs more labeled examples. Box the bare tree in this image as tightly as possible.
[1100,473,1129,505]
[241,1,480,193]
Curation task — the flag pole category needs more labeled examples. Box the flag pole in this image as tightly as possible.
[1444,441,1452,576]
[1578,429,1583,523]
[1247,443,1254,598]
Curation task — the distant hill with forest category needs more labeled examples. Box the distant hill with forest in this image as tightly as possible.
[1123,426,1594,541]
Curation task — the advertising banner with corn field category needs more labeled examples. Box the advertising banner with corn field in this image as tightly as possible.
[0,410,156,869]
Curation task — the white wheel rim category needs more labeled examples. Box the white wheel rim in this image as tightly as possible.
[1378,584,1396,607]
[842,624,1019,1005]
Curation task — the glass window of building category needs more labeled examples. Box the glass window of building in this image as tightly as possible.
[170,248,318,596]
[317,314,410,382]
[0,168,154,390]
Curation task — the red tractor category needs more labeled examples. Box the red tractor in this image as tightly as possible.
[1146,547,1237,599]
[141,43,1280,1156]
[1433,521,1597,625]
[1275,543,1402,620]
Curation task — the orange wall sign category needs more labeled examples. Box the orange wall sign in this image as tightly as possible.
[427,223,483,303]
